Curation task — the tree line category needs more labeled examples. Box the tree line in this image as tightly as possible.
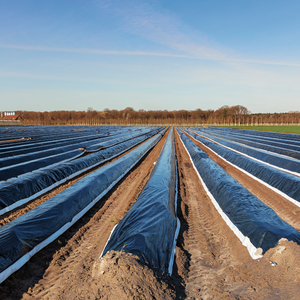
[16,105,300,126]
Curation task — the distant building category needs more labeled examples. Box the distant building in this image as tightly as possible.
[1,111,22,121]
[2,115,22,121]
[0,111,22,125]
[1,111,16,117]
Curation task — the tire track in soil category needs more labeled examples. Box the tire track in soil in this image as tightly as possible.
[184,129,300,232]
[0,133,163,227]
[174,128,255,299]
[174,128,300,300]
[0,129,169,300]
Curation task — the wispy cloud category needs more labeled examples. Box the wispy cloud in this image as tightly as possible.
[94,0,300,68]
[1,2,300,68]
[0,69,135,85]
[0,44,190,58]
[1,43,300,68]
[96,0,226,60]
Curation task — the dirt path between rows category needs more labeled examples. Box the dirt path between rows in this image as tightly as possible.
[174,128,300,299]
[184,129,300,231]
[0,129,170,299]
[0,138,30,143]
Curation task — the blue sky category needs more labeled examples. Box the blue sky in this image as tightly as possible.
[1,0,300,113]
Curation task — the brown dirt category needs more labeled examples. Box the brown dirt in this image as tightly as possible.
[174,128,300,299]
[0,138,30,143]
[0,127,300,299]
[91,251,175,299]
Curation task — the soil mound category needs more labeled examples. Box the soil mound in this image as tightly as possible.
[90,251,175,300]
[222,239,300,300]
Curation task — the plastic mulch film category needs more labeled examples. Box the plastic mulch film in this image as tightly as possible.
[0,127,158,166]
[101,128,180,275]
[0,128,165,213]
[188,128,300,174]
[177,129,300,257]
[184,129,300,203]
[201,127,300,150]
[191,127,300,159]
[0,132,163,283]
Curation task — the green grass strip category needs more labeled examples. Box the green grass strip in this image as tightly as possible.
[215,125,300,134]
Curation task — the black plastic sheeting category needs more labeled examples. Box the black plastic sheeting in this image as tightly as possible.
[0,126,120,152]
[0,128,163,181]
[0,127,159,167]
[0,132,163,274]
[0,128,165,211]
[0,133,102,159]
[177,129,300,253]
[85,127,162,152]
[0,132,107,158]
[102,128,178,274]
[184,129,300,202]
[0,144,88,169]
[191,127,300,160]
[210,127,300,143]
[203,127,300,150]
[0,149,84,182]
[189,128,300,174]
[0,126,148,156]
[0,127,32,142]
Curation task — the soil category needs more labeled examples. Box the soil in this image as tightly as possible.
[0,138,30,143]
[91,251,175,300]
[0,127,300,299]
[174,129,300,299]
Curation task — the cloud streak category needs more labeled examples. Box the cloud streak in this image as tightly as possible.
[0,44,189,58]
[95,0,300,68]
[97,0,226,60]
[1,43,300,68]
[0,69,137,85]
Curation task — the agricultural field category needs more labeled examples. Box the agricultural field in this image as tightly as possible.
[218,125,300,135]
[0,125,300,299]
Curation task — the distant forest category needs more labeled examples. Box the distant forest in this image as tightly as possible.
[17,105,300,126]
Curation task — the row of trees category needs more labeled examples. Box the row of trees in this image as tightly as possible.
[17,106,300,126]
